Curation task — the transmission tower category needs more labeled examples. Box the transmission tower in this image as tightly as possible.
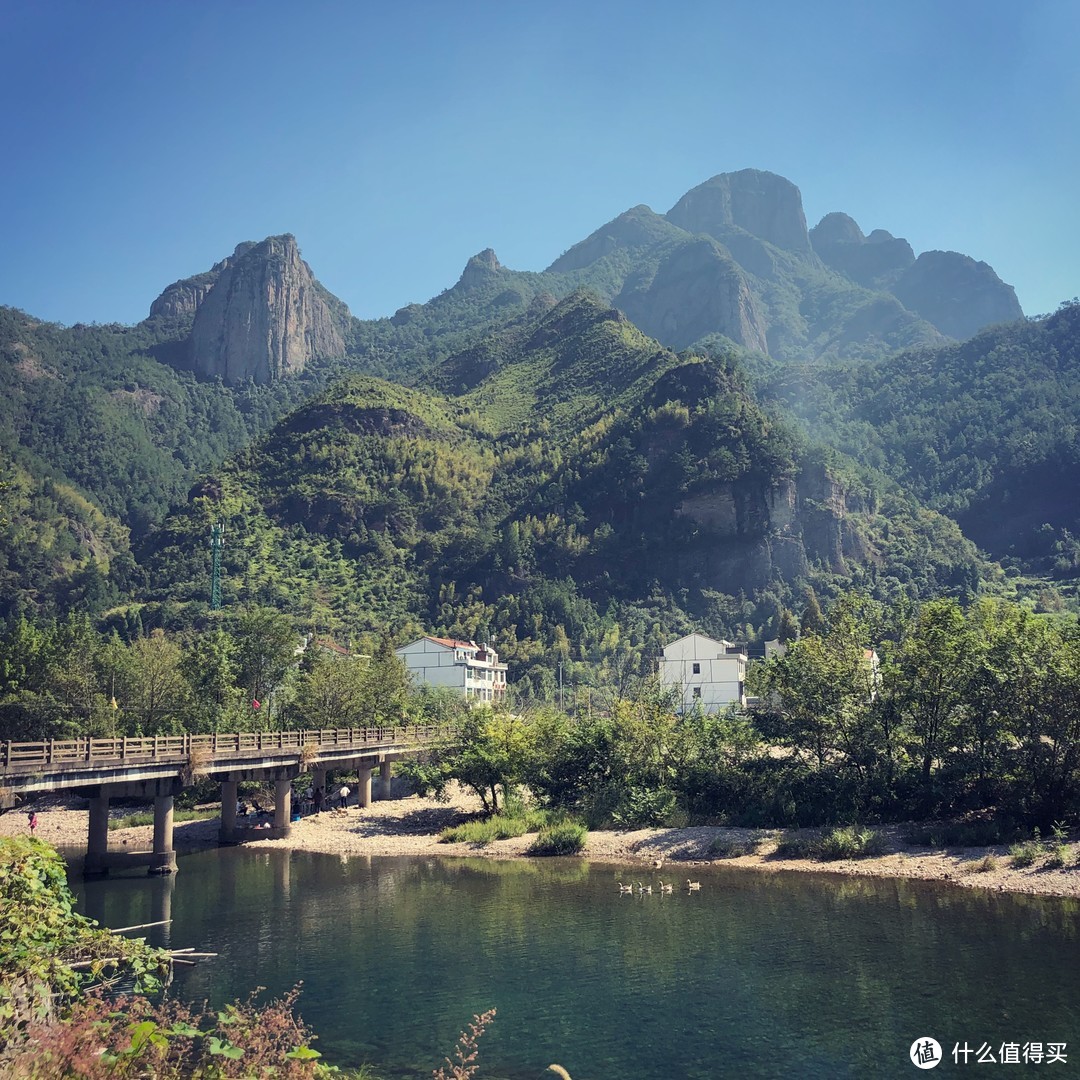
[209,521,225,610]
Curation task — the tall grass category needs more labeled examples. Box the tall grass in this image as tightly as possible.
[527,821,587,856]
[440,807,550,845]
[774,825,887,861]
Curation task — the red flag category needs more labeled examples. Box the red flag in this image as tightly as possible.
[252,699,261,709]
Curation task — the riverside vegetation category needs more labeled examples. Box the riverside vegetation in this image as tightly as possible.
[6,589,1080,834]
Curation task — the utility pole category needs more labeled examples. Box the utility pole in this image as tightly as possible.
[209,521,225,610]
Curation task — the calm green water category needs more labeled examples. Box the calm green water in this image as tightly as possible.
[72,850,1079,1078]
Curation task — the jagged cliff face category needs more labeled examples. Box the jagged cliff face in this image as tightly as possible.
[188,236,347,384]
[673,465,849,586]
[147,236,348,384]
[616,238,769,353]
[149,275,218,319]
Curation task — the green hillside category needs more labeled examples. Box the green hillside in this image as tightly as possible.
[142,293,987,693]
[765,300,1080,575]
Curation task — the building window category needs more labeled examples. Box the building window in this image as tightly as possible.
[692,687,701,698]
[692,662,701,674]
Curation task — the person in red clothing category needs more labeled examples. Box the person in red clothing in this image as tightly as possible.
[27,811,38,835]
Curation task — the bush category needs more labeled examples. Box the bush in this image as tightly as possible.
[1008,840,1042,868]
[527,821,587,856]
[969,854,998,873]
[1043,844,1069,870]
[439,807,550,845]
[817,826,887,861]
[4,985,327,1078]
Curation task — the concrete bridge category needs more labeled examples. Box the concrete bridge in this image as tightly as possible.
[0,725,440,876]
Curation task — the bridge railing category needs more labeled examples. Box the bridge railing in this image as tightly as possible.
[1,724,444,771]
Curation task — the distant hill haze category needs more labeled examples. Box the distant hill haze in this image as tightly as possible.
[145,169,1023,384]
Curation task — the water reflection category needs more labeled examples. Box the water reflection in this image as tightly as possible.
[73,852,1080,1080]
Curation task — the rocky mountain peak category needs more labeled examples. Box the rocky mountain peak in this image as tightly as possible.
[665,169,813,254]
[810,212,915,289]
[457,248,504,288]
[890,251,1024,339]
[810,212,865,246]
[185,234,348,384]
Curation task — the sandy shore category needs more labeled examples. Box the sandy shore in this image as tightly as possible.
[4,786,1079,899]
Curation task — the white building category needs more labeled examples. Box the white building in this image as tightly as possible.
[659,633,747,713]
[395,636,508,703]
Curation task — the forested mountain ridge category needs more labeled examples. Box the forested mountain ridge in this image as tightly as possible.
[0,306,334,620]
[0,167,1045,637]
[764,300,1080,574]
[142,292,987,693]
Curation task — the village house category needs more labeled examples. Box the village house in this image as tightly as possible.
[658,633,747,713]
[395,636,508,703]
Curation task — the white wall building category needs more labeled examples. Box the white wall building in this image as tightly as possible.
[659,633,747,713]
[395,636,508,703]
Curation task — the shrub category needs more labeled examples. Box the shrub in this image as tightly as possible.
[4,985,327,1078]
[440,808,549,845]
[817,826,887,861]
[527,821,587,856]
[1043,844,1069,870]
[0,838,169,1033]
[970,854,998,873]
[1008,840,1041,868]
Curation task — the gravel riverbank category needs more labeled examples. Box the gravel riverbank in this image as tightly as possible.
[4,786,1079,899]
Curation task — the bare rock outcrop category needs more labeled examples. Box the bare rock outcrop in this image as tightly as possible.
[666,169,813,255]
[890,250,1024,340]
[185,235,348,384]
[616,238,769,353]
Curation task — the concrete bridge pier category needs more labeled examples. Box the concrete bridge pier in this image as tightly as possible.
[219,779,238,843]
[274,779,292,828]
[358,765,372,808]
[84,793,112,877]
[82,780,179,877]
[379,761,392,800]
[149,795,177,876]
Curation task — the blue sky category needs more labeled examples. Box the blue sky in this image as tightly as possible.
[2,0,1077,327]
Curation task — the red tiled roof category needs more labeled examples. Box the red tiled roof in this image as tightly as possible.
[426,636,476,650]
[316,638,351,656]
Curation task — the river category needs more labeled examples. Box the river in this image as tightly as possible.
[71,849,1079,1078]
